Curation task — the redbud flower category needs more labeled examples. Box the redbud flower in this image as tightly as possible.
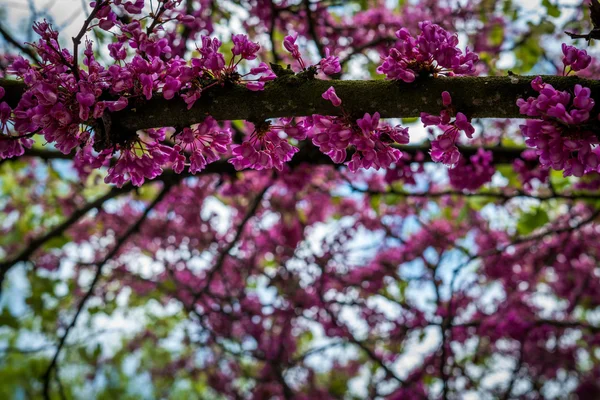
[319,48,341,75]
[162,76,181,100]
[421,91,475,166]
[232,34,260,60]
[283,32,300,59]
[140,74,154,100]
[448,149,495,191]
[322,87,342,107]
[172,117,232,174]
[562,44,591,73]
[442,91,452,107]
[247,81,265,91]
[229,121,299,171]
[517,77,598,176]
[123,0,144,14]
[378,21,478,82]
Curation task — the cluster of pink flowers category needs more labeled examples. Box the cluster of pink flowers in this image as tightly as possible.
[0,7,349,187]
[517,76,598,177]
[421,91,475,167]
[180,35,276,108]
[513,150,550,191]
[377,21,478,82]
[171,117,232,174]
[104,127,172,187]
[312,87,410,172]
[283,32,341,75]
[0,87,34,158]
[229,119,307,171]
[1,5,277,187]
[562,44,591,75]
[448,148,495,191]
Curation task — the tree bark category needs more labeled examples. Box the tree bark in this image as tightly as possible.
[2,75,598,132]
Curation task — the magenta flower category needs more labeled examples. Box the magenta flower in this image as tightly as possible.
[229,121,299,171]
[198,36,225,72]
[232,34,260,60]
[448,148,495,191]
[454,112,474,138]
[105,138,176,187]
[319,48,341,75]
[356,112,380,134]
[283,32,301,59]
[517,77,598,176]
[108,42,127,60]
[245,81,264,91]
[140,74,154,100]
[123,0,144,14]
[442,91,452,107]
[378,21,478,82]
[430,132,460,166]
[33,82,58,107]
[561,44,591,73]
[76,86,97,121]
[0,136,34,159]
[172,117,232,174]
[322,87,342,107]
[250,63,269,75]
[105,97,128,112]
[162,76,181,100]
[421,91,474,166]
[312,109,408,172]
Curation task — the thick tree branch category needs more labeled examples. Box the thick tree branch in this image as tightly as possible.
[13,144,529,166]
[2,75,600,130]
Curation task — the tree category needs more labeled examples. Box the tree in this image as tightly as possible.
[1,0,600,398]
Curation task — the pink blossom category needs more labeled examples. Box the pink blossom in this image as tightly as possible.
[322,87,341,107]
[319,48,341,75]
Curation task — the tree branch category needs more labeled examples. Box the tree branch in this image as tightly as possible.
[191,183,270,305]
[12,144,529,166]
[303,0,325,59]
[0,22,41,64]
[2,75,599,130]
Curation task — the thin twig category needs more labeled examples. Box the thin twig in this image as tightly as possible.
[191,183,270,305]
[303,0,325,59]
[0,23,40,63]
[71,0,107,80]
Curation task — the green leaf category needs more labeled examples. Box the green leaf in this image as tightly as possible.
[42,234,70,250]
[517,206,549,235]
[0,309,19,329]
[549,169,571,191]
[496,164,521,188]
[542,0,561,18]
[514,36,543,72]
[370,194,381,213]
[466,196,493,211]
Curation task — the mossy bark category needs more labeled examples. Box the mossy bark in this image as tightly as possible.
[3,75,600,130]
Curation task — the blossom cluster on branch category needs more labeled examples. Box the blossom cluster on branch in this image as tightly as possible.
[0,0,484,188]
